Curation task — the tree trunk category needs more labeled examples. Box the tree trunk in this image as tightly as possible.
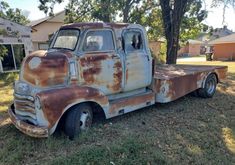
[160,0,188,64]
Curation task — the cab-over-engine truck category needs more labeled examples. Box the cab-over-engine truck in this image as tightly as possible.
[8,23,227,139]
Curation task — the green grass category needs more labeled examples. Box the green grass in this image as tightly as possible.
[0,62,235,165]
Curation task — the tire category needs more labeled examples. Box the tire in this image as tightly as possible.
[197,74,217,98]
[190,90,198,97]
[64,103,93,140]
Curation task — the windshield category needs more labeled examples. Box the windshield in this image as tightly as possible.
[52,29,79,50]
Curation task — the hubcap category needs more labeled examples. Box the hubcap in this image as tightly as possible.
[79,111,91,130]
[206,79,215,95]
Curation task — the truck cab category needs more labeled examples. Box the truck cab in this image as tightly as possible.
[8,23,227,139]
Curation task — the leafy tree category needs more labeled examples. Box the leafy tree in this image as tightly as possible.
[159,0,207,64]
[128,1,163,40]
[0,45,8,61]
[211,0,235,23]
[0,1,30,25]
[38,0,63,16]
[39,0,207,64]
[39,0,143,23]
[180,1,208,43]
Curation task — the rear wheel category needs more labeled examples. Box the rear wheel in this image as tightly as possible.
[197,74,217,98]
[64,103,93,140]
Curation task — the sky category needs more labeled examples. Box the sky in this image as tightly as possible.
[3,0,235,31]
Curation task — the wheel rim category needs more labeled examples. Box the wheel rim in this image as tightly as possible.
[79,110,92,130]
[206,79,215,95]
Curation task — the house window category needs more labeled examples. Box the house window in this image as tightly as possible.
[1,44,26,72]
[1,45,14,71]
[13,44,25,69]
[38,43,49,50]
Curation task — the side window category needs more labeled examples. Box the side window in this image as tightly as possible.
[124,31,143,52]
[83,30,115,52]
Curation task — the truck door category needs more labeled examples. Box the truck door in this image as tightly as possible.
[78,29,123,95]
[123,28,152,92]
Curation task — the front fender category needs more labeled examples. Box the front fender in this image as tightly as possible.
[37,86,109,134]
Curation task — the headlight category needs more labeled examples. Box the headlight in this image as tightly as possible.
[35,96,41,111]
[15,81,30,94]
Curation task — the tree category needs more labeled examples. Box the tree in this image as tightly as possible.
[159,0,207,64]
[211,0,235,24]
[180,1,208,43]
[39,0,144,23]
[0,45,8,61]
[39,0,207,64]
[0,1,30,25]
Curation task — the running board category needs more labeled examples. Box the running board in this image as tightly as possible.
[106,91,155,119]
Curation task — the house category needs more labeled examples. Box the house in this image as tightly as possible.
[197,26,233,42]
[178,26,233,57]
[0,18,33,72]
[178,39,204,57]
[27,10,65,50]
[208,33,235,61]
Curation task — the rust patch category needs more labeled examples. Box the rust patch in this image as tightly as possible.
[78,53,122,94]
[79,54,107,84]
[112,61,122,91]
[29,50,47,57]
[8,107,48,137]
[83,67,102,83]
[22,52,69,87]
[109,92,155,115]
[126,68,128,84]
[37,86,108,128]
[79,53,109,66]
[153,64,228,103]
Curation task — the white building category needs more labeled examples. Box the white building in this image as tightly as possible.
[0,17,33,72]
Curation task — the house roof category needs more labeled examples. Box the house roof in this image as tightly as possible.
[208,33,235,45]
[0,17,31,30]
[187,39,203,44]
[27,10,65,27]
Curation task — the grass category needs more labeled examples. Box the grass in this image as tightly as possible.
[0,61,235,165]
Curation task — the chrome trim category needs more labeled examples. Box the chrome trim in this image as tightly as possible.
[14,93,34,101]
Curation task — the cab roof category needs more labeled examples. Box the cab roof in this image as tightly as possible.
[60,22,130,30]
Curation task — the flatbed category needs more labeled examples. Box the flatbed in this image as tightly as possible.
[152,64,227,103]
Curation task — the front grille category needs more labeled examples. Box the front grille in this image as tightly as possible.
[14,93,37,125]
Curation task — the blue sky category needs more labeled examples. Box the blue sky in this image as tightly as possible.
[4,0,235,31]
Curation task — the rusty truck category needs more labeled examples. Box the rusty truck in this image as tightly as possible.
[8,23,227,139]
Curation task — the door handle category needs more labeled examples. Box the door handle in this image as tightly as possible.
[112,55,119,59]
[112,56,119,59]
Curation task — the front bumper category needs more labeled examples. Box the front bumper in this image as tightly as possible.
[8,105,49,138]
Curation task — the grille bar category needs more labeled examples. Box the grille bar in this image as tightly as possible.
[14,93,37,124]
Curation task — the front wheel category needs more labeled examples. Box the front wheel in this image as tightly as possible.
[64,103,93,140]
[197,74,217,98]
